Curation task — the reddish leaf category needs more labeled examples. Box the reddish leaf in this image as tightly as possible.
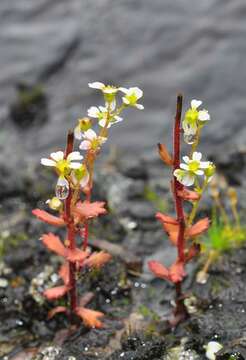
[44,285,69,300]
[156,212,178,225]
[75,307,104,328]
[67,248,89,262]
[48,306,67,319]
[73,201,107,220]
[59,263,70,285]
[187,218,210,238]
[169,261,186,283]
[158,143,173,166]
[83,251,112,269]
[148,261,169,280]
[178,189,200,201]
[32,209,65,227]
[42,233,67,257]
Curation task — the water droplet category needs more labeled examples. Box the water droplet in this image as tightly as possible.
[55,184,69,200]
[184,133,196,144]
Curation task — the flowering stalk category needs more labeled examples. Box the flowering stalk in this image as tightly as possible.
[64,131,77,312]
[148,95,215,326]
[33,81,144,328]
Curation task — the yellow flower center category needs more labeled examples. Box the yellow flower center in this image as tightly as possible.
[188,161,200,172]
[56,159,70,175]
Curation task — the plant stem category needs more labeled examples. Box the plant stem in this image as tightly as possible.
[65,130,77,313]
[172,94,188,322]
[173,94,185,263]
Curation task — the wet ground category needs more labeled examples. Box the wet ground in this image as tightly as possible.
[0,154,245,359]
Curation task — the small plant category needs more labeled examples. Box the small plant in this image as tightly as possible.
[148,96,215,325]
[197,182,246,284]
[33,82,144,327]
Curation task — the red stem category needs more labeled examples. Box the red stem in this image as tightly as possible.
[173,94,185,263]
[64,130,77,313]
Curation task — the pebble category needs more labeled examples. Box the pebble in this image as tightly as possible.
[0,277,8,288]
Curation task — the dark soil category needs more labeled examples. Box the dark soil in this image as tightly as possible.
[0,155,245,360]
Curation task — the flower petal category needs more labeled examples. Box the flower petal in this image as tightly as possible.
[135,103,144,110]
[198,110,210,121]
[87,106,100,118]
[67,151,83,162]
[83,129,97,140]
[41,158,56,167]
[50,151,64,161]
[191,99,202,109]
[182,174,195,186]
[180,163,189,170]
[74,125,82,140]
[69,162,82,169]
[88,82,104,89]
[79,140,91,150]
[192,152,202,161]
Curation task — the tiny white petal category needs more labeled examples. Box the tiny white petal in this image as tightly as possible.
[135,103,144,110]
[69,162,82,169]
[193,152,202,161]
[131,87,143,99]
[74,125,82,140]
[67,151,83,161]
[183,156,190,164]
[88,106,100,118]
[114,115,123,122]
[79,140,91,150]
[119,87,128,94]
[191,99,202,110]
[180,164,189,170]
[88,82,104,89]
[195,170,204,176]
[122,97,130,105]
[50,151,64,162]
[98,119,108,128]
[198,110,210,121]
[200,161,210,169]
[41,158,56,167]
[83,129,97,140]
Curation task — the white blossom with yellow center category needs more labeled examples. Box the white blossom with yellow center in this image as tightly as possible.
[41,151,83,190]
[79,129,107,151]
[87,106,123,128]
[119,87,144,109]
[183,99,210,143]
[174,152,210,186]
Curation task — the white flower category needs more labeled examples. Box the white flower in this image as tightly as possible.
[183,99,210,143]
[88,82,118,95]
[87,106,123,128]
[79,129,107,151]
[174,152,210,186]
[119,87,144,110]
[41,151,83,174]
[205,341,223,360]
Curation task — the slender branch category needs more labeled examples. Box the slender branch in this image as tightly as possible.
[64,131,77,313]
[173,94,185,262]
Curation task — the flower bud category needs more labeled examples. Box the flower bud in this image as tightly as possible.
[46,197,63,211]
[78,117,92,131]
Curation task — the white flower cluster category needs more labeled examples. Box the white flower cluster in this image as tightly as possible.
[174,99,215,187]
[40,82,144,200]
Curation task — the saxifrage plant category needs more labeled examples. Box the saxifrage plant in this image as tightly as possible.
[33,82,144,328]
[148,95,216,325]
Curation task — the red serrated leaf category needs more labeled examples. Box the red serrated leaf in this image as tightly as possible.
[177,189,200,201]
[59,263,70,285]
[44,285,69,300]
[75,307,104,328]
[32,209,65,227]
[73,201,107,220]
[48,306,67,319]
[67,248,89,262]
[42,233,67,257]
[156,213,179,245]
[169,261,186,283]
[187,218,210,238]
[148,260,169,280]
[158,143,173,166]
[83,251,112,269]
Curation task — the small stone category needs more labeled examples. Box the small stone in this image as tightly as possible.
[205,341,223,360]
[0,278,8,288]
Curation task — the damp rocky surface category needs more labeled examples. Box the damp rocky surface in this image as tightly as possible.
[0,154,245,359]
